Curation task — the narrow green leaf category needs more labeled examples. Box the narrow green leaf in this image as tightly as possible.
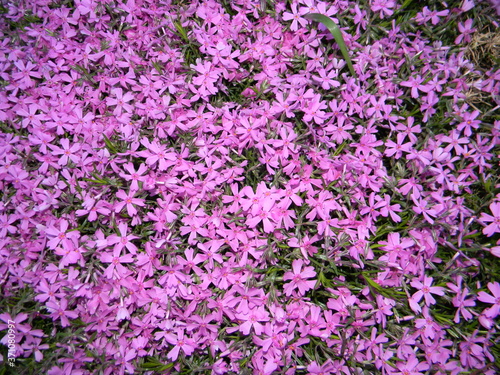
[102,134,118,154]
[318,271,333,288]
[400,0,414,9]
[174,21,189,42]
[158,363,175,371]
[83,178,108,185]
[276,243,289,249]
[141,362,162,369]
[332,140,347,156]
[152,61,164,74]
[362,273,383,291]
[303,13,357,78]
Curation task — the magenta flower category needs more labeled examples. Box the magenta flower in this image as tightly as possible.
[12,60,41,87]
[288,234,319,260]
[114,190,145,216]
[302,95,327,124]
[22,337,50,362]
[410,276,445,312]
[100,248,135,279]
[457,110,480,137]
[76,197,111,222]
[119,162,148,191]
[0,313,31,335]
[246,199,276,233]
[54,238,85,267]
[236,306,270,335]
[371,0,396,18]
[455,19,476,44]
[34,279,64,303]
[395,354,429,375]
[107,222,139,254]
[45,298,79,327]
[139,138,176,171]
[106,88,134,116]
[283,259,317,296]
[447,277,476,323]
[307,359,335,374]
[49,138,81,166]
[0,214,17,237]
[45,219,80,250]
[477,282,500,318]
[164,330,197,361]
[379,232,414,253]
[480,202,500,237]
[415,307,442,339]
[282,3,308,31]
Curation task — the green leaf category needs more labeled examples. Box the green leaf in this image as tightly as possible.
[83,178,108,185]
[102,134,118,154]
[158,364,175,371]
[362,273,383,291]
[332,140,347,156]
[276,243,290,249]
[174,21,189,42]
[362,273,405,299]
[303,13,357,78]
[152,61,164,75]
[140,356,171,370]
[318,271,333,288]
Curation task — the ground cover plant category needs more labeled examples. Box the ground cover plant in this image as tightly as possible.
[0,0,500,374]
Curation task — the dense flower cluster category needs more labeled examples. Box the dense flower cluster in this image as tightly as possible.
[0,0,499,374]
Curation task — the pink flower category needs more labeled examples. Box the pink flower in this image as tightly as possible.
[371,0,396,18]
[457,110,480,137]
[283,259,317,296]
[455,19,476,44]
[282,3,308,31]
[100,248,135,279]
[107,222,139,254]
[12,60,41,87]
[106,88,134,116]
[307,359,335,374]
[164,330,197,361]
[477,282,500,318]
[410,276,445,312]
[114,190,145,216]
[246,198,276,233]
[139,138,176,171]
[480,202,500,237]
[0,313,31,335]
[22,337,49,362]
[197,240,224,268]
[34,279,64,303]
[45,219,80,250]
[75,197,111,222]
[395,354,429,375]
[415,307,442,339]
[411,195,438,224]
[45,298,79,327]
[54,237,85,267]
[384,138,412,159]
[447,276,475,323]
[236,306,270,335]
[302,95,328,124]
[49,138,81,166]
[119,162,148,191]
[379,232,414,252]
[400,75,426,99]
[288,234,319,260]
